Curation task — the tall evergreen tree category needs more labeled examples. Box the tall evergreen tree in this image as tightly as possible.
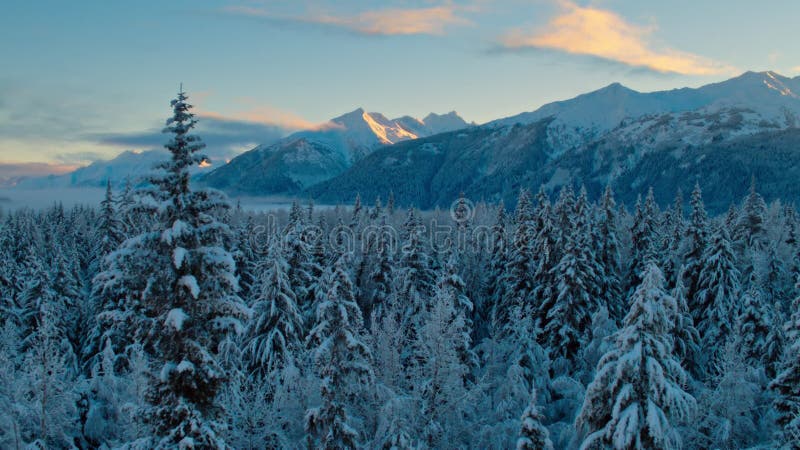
[576,264,695,450]
[695,224,741,370]
[100,89,248,448]
[516,384,554,450]
[242,235,304,378]
[770,276,800,447]
[495,189,535,334]
[595,185,624,322]
[684,183,709,308]
[305,255,374,450]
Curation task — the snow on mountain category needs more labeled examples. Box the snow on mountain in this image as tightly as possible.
[312,71,800,212]
[491,71,800,155]
[201,108,469,195]
[16,149,218,189]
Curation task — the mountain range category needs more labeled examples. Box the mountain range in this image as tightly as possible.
[310,71,800,212]
[200,109,470,195]
[16,70,800,211]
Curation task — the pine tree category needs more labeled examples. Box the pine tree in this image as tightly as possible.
[367,216,394,325]
[671,266,699,370]
[628,188,659,293]
[735,177,768,255]
[306,254,374,450]
[544,188,599,363]
[695,224,741,370]
[481,201,508,340]
[416,280,472,448]
[100,89,248,448]
[662,189,684,289]
[770,276,800,447]
[737,283,782,377]
[693,341,771,450]
[576,264,695,450]
[596,185,624,322]
[243,235,304,378]
[285,201,318,326]
[684,183,709,308]
[531,187,558,333]
[517,384,554,450]
[495,189,535,334]
[83,183,126,370]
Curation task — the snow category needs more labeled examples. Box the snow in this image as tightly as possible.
[165,308,189,331]
[176,360,195,373]
[179,275,200,299]
[173,247,188,269]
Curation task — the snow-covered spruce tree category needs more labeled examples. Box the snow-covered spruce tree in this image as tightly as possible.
[771,275,800,447]
[661,189,685,290]
[395,207,435,371]
[4,307,81,449]
[517,384,554,450]
[242,233,304,379]
[415,280,472,448]
[671,266,699,370]
[595,185,624,323]
[735,178,768,257]
[576,264,695,450]
[366,216,394,326]
[544,188,600,364]
[530,186,558,334]
[82,180,126,371]
[495,189,535,334]
[478,200,507,341]
[692,341,773,450]
[628,188,659,294]
[436,250,477,372]
[284,200,319,326]
[306,254,374,449]
[737,282,783,377]
[684,183,709,309]
[695,223,741,371]
[100,89,248,448]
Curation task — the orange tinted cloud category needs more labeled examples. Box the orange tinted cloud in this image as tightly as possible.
[199,107,317,131]
[224,5,469,36]
[501,1,733,75]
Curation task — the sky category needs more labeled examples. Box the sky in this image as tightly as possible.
[2,0,799,174]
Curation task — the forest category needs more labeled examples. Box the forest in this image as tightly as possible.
[1,92,798,449]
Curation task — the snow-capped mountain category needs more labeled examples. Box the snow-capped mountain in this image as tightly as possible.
[201,108,470,195]
[490,71,800,155]
[311,71,800,212]
[15,149,219,189]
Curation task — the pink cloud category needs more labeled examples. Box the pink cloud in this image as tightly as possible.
[501,1,734,76]
[223,4,470,36]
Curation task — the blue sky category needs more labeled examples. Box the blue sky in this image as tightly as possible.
[2,0,799,172]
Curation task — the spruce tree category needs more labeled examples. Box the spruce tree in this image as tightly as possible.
[595,185,624,322]
[100,89,248,448]
[695,224,741,370]
[243,234,304,378]
[770,276,800,447]
[495,189,535,334]
[576,264,695,450]
[305,254,374,450]
[544,188,599,363]
[684,183,709,308]
[517,385,554,450]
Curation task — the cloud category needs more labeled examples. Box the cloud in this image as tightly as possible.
[223,4,470,36]
[499,1,733,75]
[0,162,79,187]
[90,113,300,162]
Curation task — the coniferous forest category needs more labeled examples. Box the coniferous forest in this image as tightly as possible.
[3,91,800,450]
